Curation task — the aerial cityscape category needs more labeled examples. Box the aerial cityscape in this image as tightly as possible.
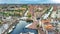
[0,4,60,34]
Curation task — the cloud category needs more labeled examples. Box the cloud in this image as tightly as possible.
[52,0,60,3]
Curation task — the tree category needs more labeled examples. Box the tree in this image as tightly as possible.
[0,22,1,24]
[27,13,31,18]
[0,21,2,25]
[37,24,39,28]
[7,33,10,34]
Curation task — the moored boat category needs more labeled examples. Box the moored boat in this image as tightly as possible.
[20,32,34,34]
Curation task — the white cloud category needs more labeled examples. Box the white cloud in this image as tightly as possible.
[52,0,60,3]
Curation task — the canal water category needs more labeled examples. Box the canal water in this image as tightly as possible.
[11,20,37,34]
[48,31,55,34]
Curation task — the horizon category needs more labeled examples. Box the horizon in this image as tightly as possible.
[0,0,60,4]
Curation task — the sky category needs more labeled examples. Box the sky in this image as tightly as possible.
[0,0,60,4]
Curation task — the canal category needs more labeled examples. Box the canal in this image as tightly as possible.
[11,20,37,34]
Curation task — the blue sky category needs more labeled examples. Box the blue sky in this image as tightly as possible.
[0,0,60,4]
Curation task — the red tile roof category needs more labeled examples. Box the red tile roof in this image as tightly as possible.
[41,19,50,24]
[53,6,57,11]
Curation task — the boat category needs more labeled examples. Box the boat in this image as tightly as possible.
[12,26,15,29]
[8,28,13,33]
[20,32,34,34]
[25,23,32,28]
[20,33,22,34]
[28,32,34,34]
[8,26,15,33]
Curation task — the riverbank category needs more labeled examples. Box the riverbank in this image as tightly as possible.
[2,19,19,34]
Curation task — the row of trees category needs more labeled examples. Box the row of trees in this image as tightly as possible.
[0,10,23,17]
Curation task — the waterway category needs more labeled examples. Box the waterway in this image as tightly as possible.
[11,20,37,34]
[48,31,55,34]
